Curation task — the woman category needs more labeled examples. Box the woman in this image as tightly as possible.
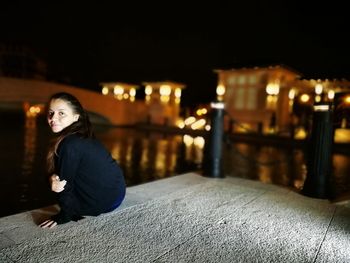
[40,92,126,228]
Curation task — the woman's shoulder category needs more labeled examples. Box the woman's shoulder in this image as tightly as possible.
[59,134,90,149]
[62,133,81,143]
[62,134,104,148]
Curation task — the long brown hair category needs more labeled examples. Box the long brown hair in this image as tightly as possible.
[46,92,94,173]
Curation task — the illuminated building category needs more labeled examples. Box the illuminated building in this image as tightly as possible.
[141,81,185,126]
[100,82,139,102]
[215,65,350,139]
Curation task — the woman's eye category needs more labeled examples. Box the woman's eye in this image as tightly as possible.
[48,112,54,118]
[59,112,65,116]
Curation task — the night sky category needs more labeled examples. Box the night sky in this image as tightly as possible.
[1,1,349,107]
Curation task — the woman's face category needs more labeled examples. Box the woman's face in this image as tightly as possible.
[47,99,80,133]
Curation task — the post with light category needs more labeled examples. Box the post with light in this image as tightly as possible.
[301,103,334,198]
[203,101,225,178]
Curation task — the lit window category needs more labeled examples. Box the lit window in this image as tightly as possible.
[234,87,245,109]
[246,88,257,110]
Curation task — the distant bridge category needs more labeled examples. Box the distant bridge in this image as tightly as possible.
[0,77,145,125]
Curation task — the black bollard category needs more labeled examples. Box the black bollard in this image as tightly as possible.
[203,101,225,178]
[302,103,333,198]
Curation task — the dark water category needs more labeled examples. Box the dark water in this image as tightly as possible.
[1,110,350,217]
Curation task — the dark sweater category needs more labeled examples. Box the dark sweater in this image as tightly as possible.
[53,134,125,223]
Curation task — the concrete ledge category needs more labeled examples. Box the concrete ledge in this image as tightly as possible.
[1,173,350,262]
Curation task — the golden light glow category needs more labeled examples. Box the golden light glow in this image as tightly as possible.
[266,95,277,109]
[114,85,124,95]
[328,90,335,100]
[129,88,136,97]
[266,82,280,95]
[294,128,307,139]
[145,85,152,95]
[344,95,350,104]
[184,116,196,126]
[115,94,123,100]
[174,88,182,98]
[315,84,323,95]
[27,105,42,117]
[191,119,206,130]
[193,136,205,149]
[300,94,310,103]
[183,135,194,146]
[175,98,181,104]
[315,95,321,103]
[129,88,136,102]
[123,93,129,99]
[314,105,329,111]
[160,95,170,103]
[288,89,296,100]
[236,123,252,133]
[160,85,171,96]
[216,84,226,96]
[102,87,109,95]
[196,108,208,116]
[176,119,185,129]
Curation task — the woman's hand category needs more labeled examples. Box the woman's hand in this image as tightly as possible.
[50,174,67,193]
[39,219,57,228]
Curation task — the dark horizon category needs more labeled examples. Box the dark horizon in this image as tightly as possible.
[1,2,349,107]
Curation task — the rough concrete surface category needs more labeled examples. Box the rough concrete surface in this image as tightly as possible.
[1,173,349,262]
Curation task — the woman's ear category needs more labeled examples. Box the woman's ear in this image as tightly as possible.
[74,114,80,122]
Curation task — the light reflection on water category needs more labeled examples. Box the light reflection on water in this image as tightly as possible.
[1,110,350,217]
[96,129,185,185]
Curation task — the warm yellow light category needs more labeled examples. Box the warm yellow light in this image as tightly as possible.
[123,93,129,99]
[160,85,171,96]
[288,89,296,100]
[115,94,123,100]
[175,88,182,98]
[294,128,307,140]
[184,116,196,126]
[160,95,170,103]
[266,95,277,109]
[183,135,194,146]
[129,88,136,97]
[102,87,109,95]
[29,106,40,114]
[315,95,321,103]
[193,136,205,149]
[315,84,323,95]
[205,125,211,131]
[328,90,335,100]
[344,96,350,104]
[216,84,225,96]
[114,85,124,95]
[300,94,310,103]
[196,108,208,116]
[27,105,41,117]
[176,120,185,129]
[266,82,280,95]
[334,128,350,143]
[145,85,152,95]
[175,98,180,104]
[191,119,206,130]
[29,106,35,113]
